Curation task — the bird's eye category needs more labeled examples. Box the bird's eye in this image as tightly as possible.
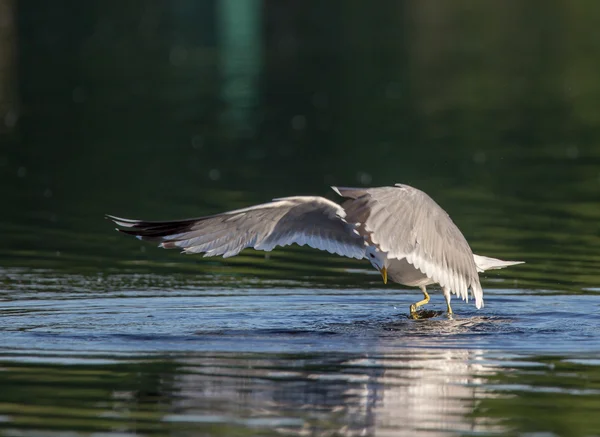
[369,253,375,258]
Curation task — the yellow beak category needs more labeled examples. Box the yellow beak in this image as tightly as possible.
[381,267,387,285]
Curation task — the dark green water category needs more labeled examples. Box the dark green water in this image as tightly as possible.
[1,1,600,436]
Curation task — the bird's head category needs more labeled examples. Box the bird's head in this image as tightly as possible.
[366,246,388,284]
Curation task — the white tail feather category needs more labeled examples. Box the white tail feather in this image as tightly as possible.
[473,254,524,273]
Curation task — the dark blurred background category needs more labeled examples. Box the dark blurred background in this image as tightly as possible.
[1,0,599,290]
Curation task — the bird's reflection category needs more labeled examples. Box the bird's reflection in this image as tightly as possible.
[170,347,501,436]
[344,350,498,435]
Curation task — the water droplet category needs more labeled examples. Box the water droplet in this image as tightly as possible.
[208,169,221,181]
[4,109,18,128]
[291,115,306,131]
[357,171,372,185]
[473,151,486,164]
[565,145,579,160]
[191,135,203,149]
[311,92,328,109]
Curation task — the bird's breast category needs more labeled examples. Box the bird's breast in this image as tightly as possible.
[387,257,434,287]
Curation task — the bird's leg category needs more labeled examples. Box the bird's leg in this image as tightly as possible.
[409,286,430,318]
[443,286,453,315]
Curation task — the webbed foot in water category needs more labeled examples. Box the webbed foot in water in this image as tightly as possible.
[409,309,444,320]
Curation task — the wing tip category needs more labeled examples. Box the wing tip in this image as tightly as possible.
[472,282,484,309]
[106,214,141,228]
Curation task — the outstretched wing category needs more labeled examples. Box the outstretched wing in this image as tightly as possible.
[107,196,366,259]
[334,185,483,308]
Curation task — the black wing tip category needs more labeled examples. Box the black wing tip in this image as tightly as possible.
[105,214,147,238]
[106,214,198,239]
[105,214,140,230]
[105,214,137,222]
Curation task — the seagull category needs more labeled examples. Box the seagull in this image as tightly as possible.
[107,184,523,318]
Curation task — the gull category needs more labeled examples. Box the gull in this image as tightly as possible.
[107,184,523,318]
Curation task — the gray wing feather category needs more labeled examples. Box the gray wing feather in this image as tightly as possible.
[107,196,366,259]
[334,184,483,308]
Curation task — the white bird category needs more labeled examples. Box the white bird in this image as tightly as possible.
[107,184,524,318]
